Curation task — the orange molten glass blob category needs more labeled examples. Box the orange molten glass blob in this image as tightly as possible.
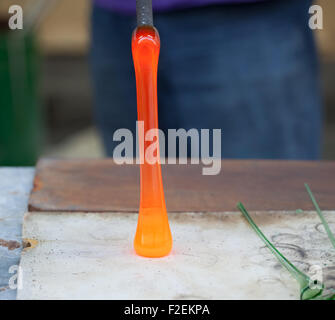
[132,26,173,258]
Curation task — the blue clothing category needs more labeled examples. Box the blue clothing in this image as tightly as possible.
[94,0,268,14]
[91,0,322,159]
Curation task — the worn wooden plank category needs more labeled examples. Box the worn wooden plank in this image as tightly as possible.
[0,168,34,300]
[28,158,335,213]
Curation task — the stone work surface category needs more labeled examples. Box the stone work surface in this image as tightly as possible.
[18,210,335,300]
[0,168,34,300]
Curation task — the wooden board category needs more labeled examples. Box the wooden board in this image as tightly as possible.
[28,158,335,213]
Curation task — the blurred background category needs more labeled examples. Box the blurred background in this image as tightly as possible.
[0,0,334,165]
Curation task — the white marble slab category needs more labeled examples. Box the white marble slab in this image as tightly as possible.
[17,210,335,300]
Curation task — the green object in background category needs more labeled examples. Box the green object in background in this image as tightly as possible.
[0,29,43,166]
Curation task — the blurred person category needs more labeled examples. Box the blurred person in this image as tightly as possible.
[90,0,322,159]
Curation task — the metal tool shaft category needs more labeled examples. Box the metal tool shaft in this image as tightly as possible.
[136,0,153,27]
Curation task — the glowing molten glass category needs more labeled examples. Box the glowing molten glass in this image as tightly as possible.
[132,26,173,258]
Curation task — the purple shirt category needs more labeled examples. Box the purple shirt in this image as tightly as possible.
[94,0,265,14]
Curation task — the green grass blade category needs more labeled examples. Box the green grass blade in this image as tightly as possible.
[237,202,308,284]
[305,183,335,249]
